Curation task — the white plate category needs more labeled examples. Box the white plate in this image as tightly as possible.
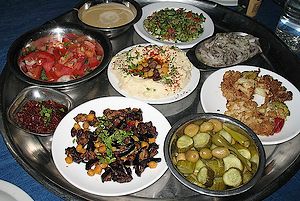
[133,2,214,49]
[210,0,238,6]
[51,96,171,196]
[0,180,33,201]
[200,65,300,145]
[107,44,200,104]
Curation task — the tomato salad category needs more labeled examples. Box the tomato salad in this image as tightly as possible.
[143,8,206,43]
[18,33,104,82]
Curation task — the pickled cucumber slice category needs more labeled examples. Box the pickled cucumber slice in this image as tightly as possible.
[194,159,206,174]
[193,132,211,150]
[209,177,226,191]
[197,166,215,187]
[223,154,243,171]
[176,160,195,174]
[238,148,251,160]
[176,135,193,153]
[223,168,242,187]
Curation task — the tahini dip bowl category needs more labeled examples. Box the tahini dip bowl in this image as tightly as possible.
[75,0,142,38]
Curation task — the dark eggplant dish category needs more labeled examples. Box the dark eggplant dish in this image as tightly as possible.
[64,108,161,183]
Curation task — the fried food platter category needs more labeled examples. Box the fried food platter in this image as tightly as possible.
[0,0,300,201]
[200,65,300,145]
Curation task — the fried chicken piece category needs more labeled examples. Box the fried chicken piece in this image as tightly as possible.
[225,100,275,136]
[221,69,293,136]
[256,75,293,103]
[221,70,256,101]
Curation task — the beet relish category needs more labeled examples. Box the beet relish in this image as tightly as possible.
[15,100,68,134]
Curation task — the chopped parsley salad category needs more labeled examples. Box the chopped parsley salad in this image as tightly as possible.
[143,8,206,43]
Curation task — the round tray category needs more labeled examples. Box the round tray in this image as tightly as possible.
[0,0,300,200]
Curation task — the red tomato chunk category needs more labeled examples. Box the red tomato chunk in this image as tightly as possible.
[18,33,104,82]
[15,100,68,134]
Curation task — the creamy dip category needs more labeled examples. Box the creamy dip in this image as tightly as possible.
[110,45,192,99]
[80,3,135,28]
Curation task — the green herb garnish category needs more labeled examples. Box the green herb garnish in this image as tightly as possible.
[95,116,133,162]
[40,105,53,124]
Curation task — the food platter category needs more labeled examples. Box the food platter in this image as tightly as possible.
[200,65,300,145]
[52,96,170,196]
[107,43,201,104]
[133,2,214,49]
[1,0,300,201]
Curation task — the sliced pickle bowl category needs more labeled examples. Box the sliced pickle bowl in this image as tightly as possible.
[164,113,266,197]
[186,32,269,71]
[75,0,142,38]
[7,86,74,136]
[7,22,112,88]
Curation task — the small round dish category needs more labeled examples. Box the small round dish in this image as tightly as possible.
[134,2,214,49]
[187,32,267,71]
[7,86,74,136]
[75,0,142,38]
[7,22,112,88]
[164,113,266,197]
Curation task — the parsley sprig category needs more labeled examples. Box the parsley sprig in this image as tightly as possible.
[95,116,133,164]
[40,105,53,125]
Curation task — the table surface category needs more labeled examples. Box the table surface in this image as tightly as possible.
[0,0,299,200]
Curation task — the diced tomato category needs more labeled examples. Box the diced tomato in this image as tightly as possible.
[72,57,86,76]
[186,11,193,18]
[62,37,71,43]
[192,17,201,22]
[273,117,285,133]
[53,63,74,78]
[44,69,59,81]
[53,48,62,60]
[73,67,85,77]
[27,64,43,80]
[22,51,55,74]
[167,28,175,34]
[84,40,96,50]
[53,47,67,60]
[88,57,100,68]
[36,52,55,72]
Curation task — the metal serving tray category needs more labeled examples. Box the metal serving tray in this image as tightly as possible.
[0,0,299,200]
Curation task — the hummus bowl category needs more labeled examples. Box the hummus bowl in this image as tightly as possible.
[107,43,200,104]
